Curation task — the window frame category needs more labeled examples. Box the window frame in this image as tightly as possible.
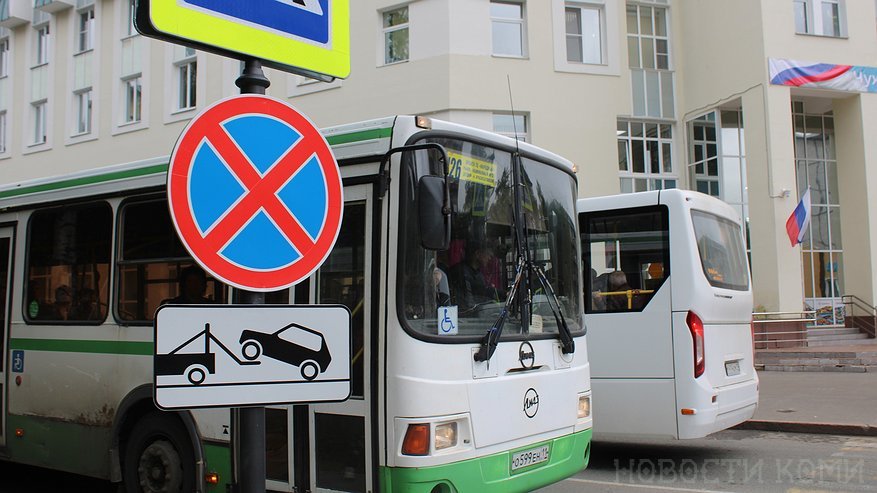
[381,5,410,65]
[73,88,93,136]
[77,7,95,54]
[492,112,529,142]
[174,47,197,112]
[581,204,671,314]
[24,202,113,325]
[122,74,142,124]
[491,0,527,58]
[34,24,50,67]
[552,0,619,76]
[617,119,677,193]
[565,3,604,65]
[794,0,847,37]
[0,37,9,78]
[0,111,7,154]
[31,100,47,146]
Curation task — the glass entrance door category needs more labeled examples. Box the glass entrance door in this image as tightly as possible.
[310,185,374,492]
[0,227,13,447]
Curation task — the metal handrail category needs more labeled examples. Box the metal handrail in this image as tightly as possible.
[751,310,816,349]
[841,295,877,338]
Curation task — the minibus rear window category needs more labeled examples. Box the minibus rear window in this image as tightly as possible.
[691,210,749,291]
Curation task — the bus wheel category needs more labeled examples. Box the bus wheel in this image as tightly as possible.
[300,360,319,380]
[123,413,195,493]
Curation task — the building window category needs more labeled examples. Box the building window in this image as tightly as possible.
[75,89,92,135]
[627,2,674,118]
[617,120,676,192]
[793,103,843,324]
[78,8,95,53]
[565,3,603,64]
[174,47,197,111]
[123,76,142,123]
[382,6,409,64]
[491,1,526,57]
[794,0,846,37]
[35,24,50,66]
[688,113,719,197]
[686,109,750,255]
[0,38,8,78]
[0,111,7,153]
[32,101,47,144]
[493,113,528,142]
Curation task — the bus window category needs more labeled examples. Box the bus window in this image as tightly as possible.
[691,210,749,291]
[25,202,112,323]
[581,206,669,313]
[117,198,228,322]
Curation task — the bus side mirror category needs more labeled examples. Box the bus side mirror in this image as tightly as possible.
[417,175,451,251]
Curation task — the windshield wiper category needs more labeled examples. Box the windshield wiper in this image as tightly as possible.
[533,265,575,354]
[474,256,526,362]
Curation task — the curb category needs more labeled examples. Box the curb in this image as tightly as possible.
[733,420,877,437]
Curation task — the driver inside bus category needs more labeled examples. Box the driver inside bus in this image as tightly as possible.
[449,241,502,313]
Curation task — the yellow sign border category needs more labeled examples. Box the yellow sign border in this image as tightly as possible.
[150,0,349,78]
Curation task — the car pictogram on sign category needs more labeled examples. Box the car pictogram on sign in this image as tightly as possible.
[239,323,332,380]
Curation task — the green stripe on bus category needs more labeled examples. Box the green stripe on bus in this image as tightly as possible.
[379,428,592,493]
[0,164,169,199]
[9,338,154,355]
[326,127,392,146]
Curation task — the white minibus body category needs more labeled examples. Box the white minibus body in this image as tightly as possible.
[579,189,758,440]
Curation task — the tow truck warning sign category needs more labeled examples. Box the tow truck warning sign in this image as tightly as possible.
[154,305,351,409]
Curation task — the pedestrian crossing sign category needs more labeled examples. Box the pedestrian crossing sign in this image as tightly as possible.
[135,0,349,80]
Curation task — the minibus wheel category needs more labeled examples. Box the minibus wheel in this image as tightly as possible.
[123,413,196,493]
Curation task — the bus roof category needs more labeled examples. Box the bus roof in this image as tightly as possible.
[0,115,573,210]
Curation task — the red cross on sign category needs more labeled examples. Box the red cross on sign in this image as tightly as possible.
[167,94,343,291]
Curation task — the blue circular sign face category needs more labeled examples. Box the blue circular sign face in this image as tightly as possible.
[168,94,343,291]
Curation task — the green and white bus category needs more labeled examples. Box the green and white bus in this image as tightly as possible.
[0,115,591,492]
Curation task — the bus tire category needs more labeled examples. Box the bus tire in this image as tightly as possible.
[300,360,319,380]
[123,413,196,493]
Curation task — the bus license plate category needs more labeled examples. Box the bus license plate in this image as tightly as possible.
[725,360,741,376]
[511,445,550,471]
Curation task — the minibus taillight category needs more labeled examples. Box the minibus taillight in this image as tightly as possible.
[687,311,705,378]
[402,424,430,456]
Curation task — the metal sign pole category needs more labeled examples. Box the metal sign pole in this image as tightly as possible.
[234,58,270,493]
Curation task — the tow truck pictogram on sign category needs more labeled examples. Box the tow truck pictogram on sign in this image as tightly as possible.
[154,305,351,410]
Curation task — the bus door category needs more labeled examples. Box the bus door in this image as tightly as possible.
[308,184,375,492]
[581,204,677,437]
[0,226,12,448]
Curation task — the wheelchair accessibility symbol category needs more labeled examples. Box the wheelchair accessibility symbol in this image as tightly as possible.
[438,306,458,336]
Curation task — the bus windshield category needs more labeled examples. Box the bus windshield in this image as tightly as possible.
[399,136,583,341]
[691,210,750,291]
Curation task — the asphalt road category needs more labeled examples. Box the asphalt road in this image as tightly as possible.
[541,429,877,493]
[1,429,876,492]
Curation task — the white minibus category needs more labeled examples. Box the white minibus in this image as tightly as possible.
[578,189,758,440]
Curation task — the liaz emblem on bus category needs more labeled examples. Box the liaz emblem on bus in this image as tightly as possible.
[523,388,540,418]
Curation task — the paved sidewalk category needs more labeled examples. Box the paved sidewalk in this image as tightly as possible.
[735,370,877,436]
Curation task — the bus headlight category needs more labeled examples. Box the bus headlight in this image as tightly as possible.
[578,394,591,419]
[434,422,458,450]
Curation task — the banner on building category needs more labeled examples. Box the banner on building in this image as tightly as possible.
[769,58,877,93]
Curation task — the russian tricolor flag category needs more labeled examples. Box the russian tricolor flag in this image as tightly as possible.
[785,188,811,247]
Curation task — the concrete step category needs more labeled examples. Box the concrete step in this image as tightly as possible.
[806,327,862,337]
[807,336,877,347]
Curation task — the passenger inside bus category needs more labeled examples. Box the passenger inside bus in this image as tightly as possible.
[49,284,73,320]
[162,266,213,305]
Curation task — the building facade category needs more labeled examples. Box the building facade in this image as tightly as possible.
[0,0,875,316]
